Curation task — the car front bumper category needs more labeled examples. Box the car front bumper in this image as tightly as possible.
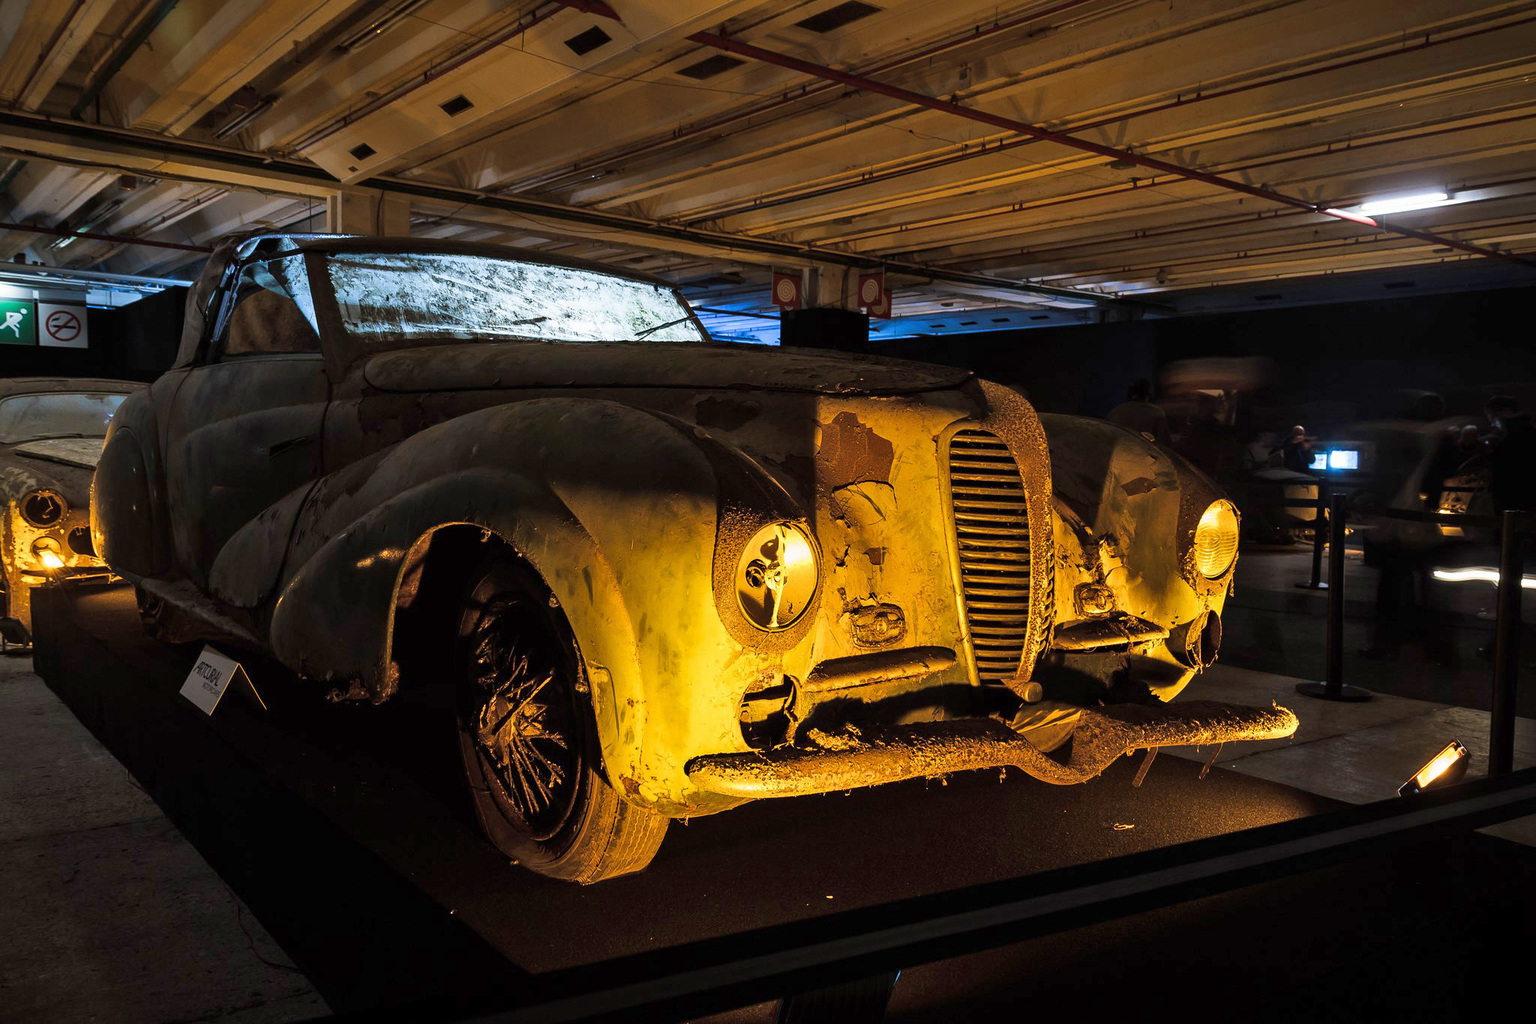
[685,699,1298,797]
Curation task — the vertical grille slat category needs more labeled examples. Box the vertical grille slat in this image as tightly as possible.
[948,429,1032,683]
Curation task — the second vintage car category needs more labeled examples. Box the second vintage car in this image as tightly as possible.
[94,234,1295,882]
[1,377,140,640]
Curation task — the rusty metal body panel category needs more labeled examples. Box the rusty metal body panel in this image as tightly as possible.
[0,378,141,631]
[93,235,1261,818]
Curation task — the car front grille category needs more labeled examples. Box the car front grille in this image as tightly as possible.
[947,429,1034,683]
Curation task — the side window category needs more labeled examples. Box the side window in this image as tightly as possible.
[211,257,321,359]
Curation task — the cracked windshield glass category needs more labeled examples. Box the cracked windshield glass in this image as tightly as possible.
[327,252,706,345]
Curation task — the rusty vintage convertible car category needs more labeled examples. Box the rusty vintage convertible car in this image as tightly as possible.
[93,234,1295,882]
[1,377,140,640]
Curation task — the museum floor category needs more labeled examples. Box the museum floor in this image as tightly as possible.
[3,582,1533,1023]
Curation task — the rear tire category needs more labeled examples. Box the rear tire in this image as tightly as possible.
[455,554,667,883]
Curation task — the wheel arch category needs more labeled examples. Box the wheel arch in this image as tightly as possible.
[267,466,650,792]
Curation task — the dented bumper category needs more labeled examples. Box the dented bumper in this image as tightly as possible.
[685,700,1298,797]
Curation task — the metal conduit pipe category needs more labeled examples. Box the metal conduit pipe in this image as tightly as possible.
[685,31,1536,268]
[513,0,1107,196]
[818,110,1536,249]
[925,176,1536,272]
[71,0,181,120]
[0,220,211,254]
[679,10,1536,225]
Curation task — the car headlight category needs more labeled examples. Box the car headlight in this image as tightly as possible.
[32,537,65,570]
[20,489,66,527]
[1194,500,1240,578]
[735,522,818,631]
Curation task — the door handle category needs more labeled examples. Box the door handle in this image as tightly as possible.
[268,434,315,458]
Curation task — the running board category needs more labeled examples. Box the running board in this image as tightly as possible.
[686,700,1298,797]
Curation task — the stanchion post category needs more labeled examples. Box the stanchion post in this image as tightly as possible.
[1490,510,1524,777]
[1296,479,1329,590]
[1297,492,1373,701]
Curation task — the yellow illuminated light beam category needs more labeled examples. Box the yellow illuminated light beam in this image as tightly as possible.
[1432,567,1536,589]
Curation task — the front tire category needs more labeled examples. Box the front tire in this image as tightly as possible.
[455,554,667,883]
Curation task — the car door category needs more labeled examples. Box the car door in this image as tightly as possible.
[164,253,329,597]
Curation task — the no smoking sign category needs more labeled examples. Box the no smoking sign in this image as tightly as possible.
[37,303,88,349]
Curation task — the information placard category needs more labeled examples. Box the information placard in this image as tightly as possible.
[180,645,267,715]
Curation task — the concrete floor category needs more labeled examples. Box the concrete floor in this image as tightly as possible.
[0,651,328,1024]
[1165,662,1536,845]
[1222,545,1536,714]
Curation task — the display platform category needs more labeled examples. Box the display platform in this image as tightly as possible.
[30,583,1536,1022]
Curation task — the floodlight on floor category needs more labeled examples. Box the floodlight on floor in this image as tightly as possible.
[1398,740,1470,797]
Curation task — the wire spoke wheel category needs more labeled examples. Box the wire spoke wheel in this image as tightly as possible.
[454,552,668,883]
[466,597,581,840]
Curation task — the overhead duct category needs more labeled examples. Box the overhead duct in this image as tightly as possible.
[301,1,752,184]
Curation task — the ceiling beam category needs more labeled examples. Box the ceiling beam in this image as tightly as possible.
[687,29,1536,270]
[0,109,1129,308]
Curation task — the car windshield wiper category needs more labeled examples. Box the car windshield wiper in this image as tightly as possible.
[632,315,695,339]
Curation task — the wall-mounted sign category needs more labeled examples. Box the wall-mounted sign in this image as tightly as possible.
[37,303,88,349]
[858,271,891,318]
[0,299,35,346]
[771,271,803,310]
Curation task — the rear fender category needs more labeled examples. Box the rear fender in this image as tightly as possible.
[92,386,175,577]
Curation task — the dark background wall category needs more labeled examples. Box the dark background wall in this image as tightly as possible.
[1,286,185,382]
[868,284,1534,423]
[3,282,1530,415]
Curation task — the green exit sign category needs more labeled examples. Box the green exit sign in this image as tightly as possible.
[0,299,37,346]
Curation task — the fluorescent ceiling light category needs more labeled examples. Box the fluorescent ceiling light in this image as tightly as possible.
[1355,191,1451,217]
[1432,566,1536,589]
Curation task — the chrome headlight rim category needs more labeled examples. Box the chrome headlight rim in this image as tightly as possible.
[1193,498,1240,579]
[734,520,820,632]
[20,488,67,528]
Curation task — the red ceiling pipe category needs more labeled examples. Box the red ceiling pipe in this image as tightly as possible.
[687,30,1535,268]
[684,12,1536,226]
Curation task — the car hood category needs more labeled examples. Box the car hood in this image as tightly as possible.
[1,445,95,505]
[362,342,972,396]
[12,437,107,471]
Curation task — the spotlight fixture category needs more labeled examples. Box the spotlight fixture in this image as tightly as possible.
[1398,740,1470,796]
[1355,191,1452,217]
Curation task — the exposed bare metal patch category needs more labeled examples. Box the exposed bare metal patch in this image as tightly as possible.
[815,412,895,490]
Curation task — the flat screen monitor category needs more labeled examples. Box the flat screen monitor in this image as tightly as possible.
[1328,449,1359,470]
[1310,451,1328,471]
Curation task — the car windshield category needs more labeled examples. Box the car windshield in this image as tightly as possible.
[0,392,126,443]
[325,252,707,345]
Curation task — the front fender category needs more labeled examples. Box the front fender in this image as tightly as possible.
[269,398,796,815]
[1040,415,1231,692]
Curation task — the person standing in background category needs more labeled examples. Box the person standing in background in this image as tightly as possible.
[1276,425,1313,473]
[1107,379,1170,443]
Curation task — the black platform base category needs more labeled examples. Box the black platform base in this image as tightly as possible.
[1296,679,1376,702]
[30,583,1536,1022]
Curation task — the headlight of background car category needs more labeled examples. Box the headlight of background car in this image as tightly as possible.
[736,522,818,631]
[1193,499,1240,578]
[20,489,66,528]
